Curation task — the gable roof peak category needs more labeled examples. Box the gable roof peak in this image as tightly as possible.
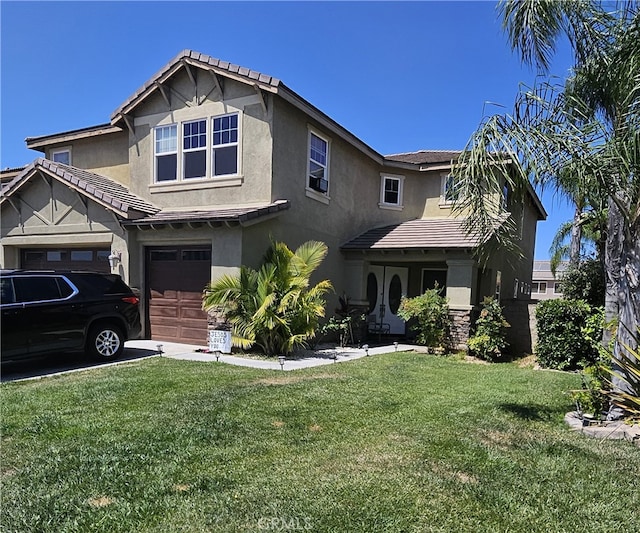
[110,49,281,126]
[1,158,159,219]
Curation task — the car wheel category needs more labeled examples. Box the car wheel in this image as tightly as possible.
[87,324,124,360]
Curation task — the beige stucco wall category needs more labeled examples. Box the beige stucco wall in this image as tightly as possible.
[45,130,130,186]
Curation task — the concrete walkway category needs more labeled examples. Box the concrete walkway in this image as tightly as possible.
[125,339,417,371]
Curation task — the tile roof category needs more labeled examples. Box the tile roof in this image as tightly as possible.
[111,50,281,124]
[384,150,462,166]
[0,158,159,218]
[341,217,499,251]
[121,200,290,227]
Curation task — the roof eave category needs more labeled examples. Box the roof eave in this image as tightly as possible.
[25,124,124,151]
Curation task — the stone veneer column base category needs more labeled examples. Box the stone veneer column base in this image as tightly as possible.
[449,308,473,351]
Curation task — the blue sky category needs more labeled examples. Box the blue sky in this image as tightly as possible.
[1,0,574,259]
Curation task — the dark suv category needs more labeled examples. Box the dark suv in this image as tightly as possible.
[1,270,141,362]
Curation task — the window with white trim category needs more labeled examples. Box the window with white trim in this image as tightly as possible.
[155,124,178,182]
[212,114,238,176]
[153,113,240,183]
[440,173,458,205]
[183,120,207,179]
[531,281,547,294]
[308,131,329,194]
[380,174,404,208]
[51,148,71,165]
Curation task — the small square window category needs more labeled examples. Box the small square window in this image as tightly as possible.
[52,149,71,165]
[380,175,404,207]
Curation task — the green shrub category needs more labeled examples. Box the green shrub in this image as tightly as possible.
[560,259,605,306]
[314,314,364,347]
[397,287,450,349]
[468,297,510,361]
[535,299,600,370]
[203,240,333,356]
[569,365,610,418]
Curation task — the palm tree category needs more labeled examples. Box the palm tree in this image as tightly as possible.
[548,208,607,274]
[450,0,639,416]
[202,240,333,356]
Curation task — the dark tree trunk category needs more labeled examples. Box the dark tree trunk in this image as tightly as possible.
[605,198,640,419]
[570,206,582,265]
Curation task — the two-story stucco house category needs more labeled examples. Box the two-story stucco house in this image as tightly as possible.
[0,50,546,351]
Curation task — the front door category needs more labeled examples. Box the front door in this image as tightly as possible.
[367,266,408,335]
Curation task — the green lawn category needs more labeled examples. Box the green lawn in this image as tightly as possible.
[1,353,638,532]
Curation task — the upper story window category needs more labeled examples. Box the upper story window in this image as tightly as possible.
[502,183,509,211]
[212,114,238,176]
[51,148,71,165]
[155,125,178,182]
[307,131,329,194]
[183,120,207,179]
[153,113,240,183]
[379,174,404,209]
[440,173,458,205]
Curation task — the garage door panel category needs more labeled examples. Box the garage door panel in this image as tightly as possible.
[181,308,206,320]
[149,306,179,319]
[147,246,210,345]
[151,324,179,338]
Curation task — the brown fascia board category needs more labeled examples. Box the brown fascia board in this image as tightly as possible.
[25,124,123,152]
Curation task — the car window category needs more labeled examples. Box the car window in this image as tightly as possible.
[71,274,130,295]
[13,276,71,303]
[0,278,15,304]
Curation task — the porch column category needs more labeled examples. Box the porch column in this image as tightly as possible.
[343,259,369,307]
[211,226,242,280]
[446,259,477,349]
[445,259,476,309]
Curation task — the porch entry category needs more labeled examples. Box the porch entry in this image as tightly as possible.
[367,266,408,335]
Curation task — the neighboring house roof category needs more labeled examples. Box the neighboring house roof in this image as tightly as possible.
[384,150,462,166]
[532,260,567,281]
[121,200,291,228]
[341,218,502,251]
[1,166,27,184]
[0,158,159,219]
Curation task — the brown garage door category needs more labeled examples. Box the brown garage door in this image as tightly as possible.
[147,246,211,345]
[21,248,111,273]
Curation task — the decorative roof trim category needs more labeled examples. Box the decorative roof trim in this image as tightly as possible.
[0,158,159,219]
[110,50,281,125]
